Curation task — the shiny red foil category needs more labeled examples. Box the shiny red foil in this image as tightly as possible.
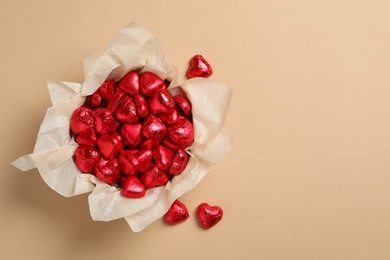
[164,200,190,225]
[121,175,146,198]
[153,145,174,171]
[168,117,194,147]
[75,145,100,173]
[70,107,94,134]
[173,95,191,117]
[113,96,139,123]
[197,203,223,229]
[91,108,119,135]
[141,114,167,139]
[139,164,169,189]
[139,71,166,97]
[75,128,96,147]
[120,123,143,147]
[94,157,121,184]
[186,54,213,79]
[118,149,139,175]
[169,149,189,175]
[71,70,195,200]
[117,71,139,95]
[96,132,124,159]
[133,93,149,118]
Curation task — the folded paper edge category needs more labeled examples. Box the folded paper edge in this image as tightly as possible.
[11,154,36,171]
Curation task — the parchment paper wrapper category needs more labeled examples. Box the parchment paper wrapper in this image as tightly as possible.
[12,23,233,232]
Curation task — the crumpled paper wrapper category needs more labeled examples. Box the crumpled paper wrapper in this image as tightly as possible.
[12,22,233,232]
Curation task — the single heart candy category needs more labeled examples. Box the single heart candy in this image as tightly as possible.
[94,157,121,184]
[75,128,97,147]
[141,114,167,139]
[120,123,143,147]
[158,108,179,126]
[75,145,101,173]
[96,132,124,159]
[139,164,169,189]
[153,145,174,171]
[149,88,175,114]
[139,71,166,97]
[121,175,146,198]
[197,203,223,229]
[113,96,139,123]
[118,149,139,175]
[91,108,119,135]
[70,106,94,134]
[169,149,189,175]
[168,117,194,147]
[131,148,153,172]
[163,200,189,225]
[187,54,213,79]
[117,71,139,95]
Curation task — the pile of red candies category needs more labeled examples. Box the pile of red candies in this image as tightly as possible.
[71,70,195,199]
[71,54,223,228]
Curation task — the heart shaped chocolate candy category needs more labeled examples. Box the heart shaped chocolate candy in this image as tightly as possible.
[70,107,94,135]
[120,123,143,147]
[163,200,189,225]
[139,71,166,97]
[139,164,169,189]
[168,117,194,147]
[158,108,179,126]
[96,132,124,159]
[186,54,213,79]
[131,148,153,173]
[197,203,223,229]
[75,128,97,147]
[153,145,174,171]
[113,96,139,123]
[117,71,139,95]
[149,88,175,115]
[169,149,189,175]
[91,108,119,135]
[94,157,121,184]
[141,114,167,139]
[75,145,101,173]
[118,149,139,175]
[121,175,146,198]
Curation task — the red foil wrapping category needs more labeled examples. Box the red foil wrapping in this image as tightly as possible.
[186,54,213,79]
[197,203,223,229]
[164,200,190,225]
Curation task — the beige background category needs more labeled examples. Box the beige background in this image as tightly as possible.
[2,0,390,259]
